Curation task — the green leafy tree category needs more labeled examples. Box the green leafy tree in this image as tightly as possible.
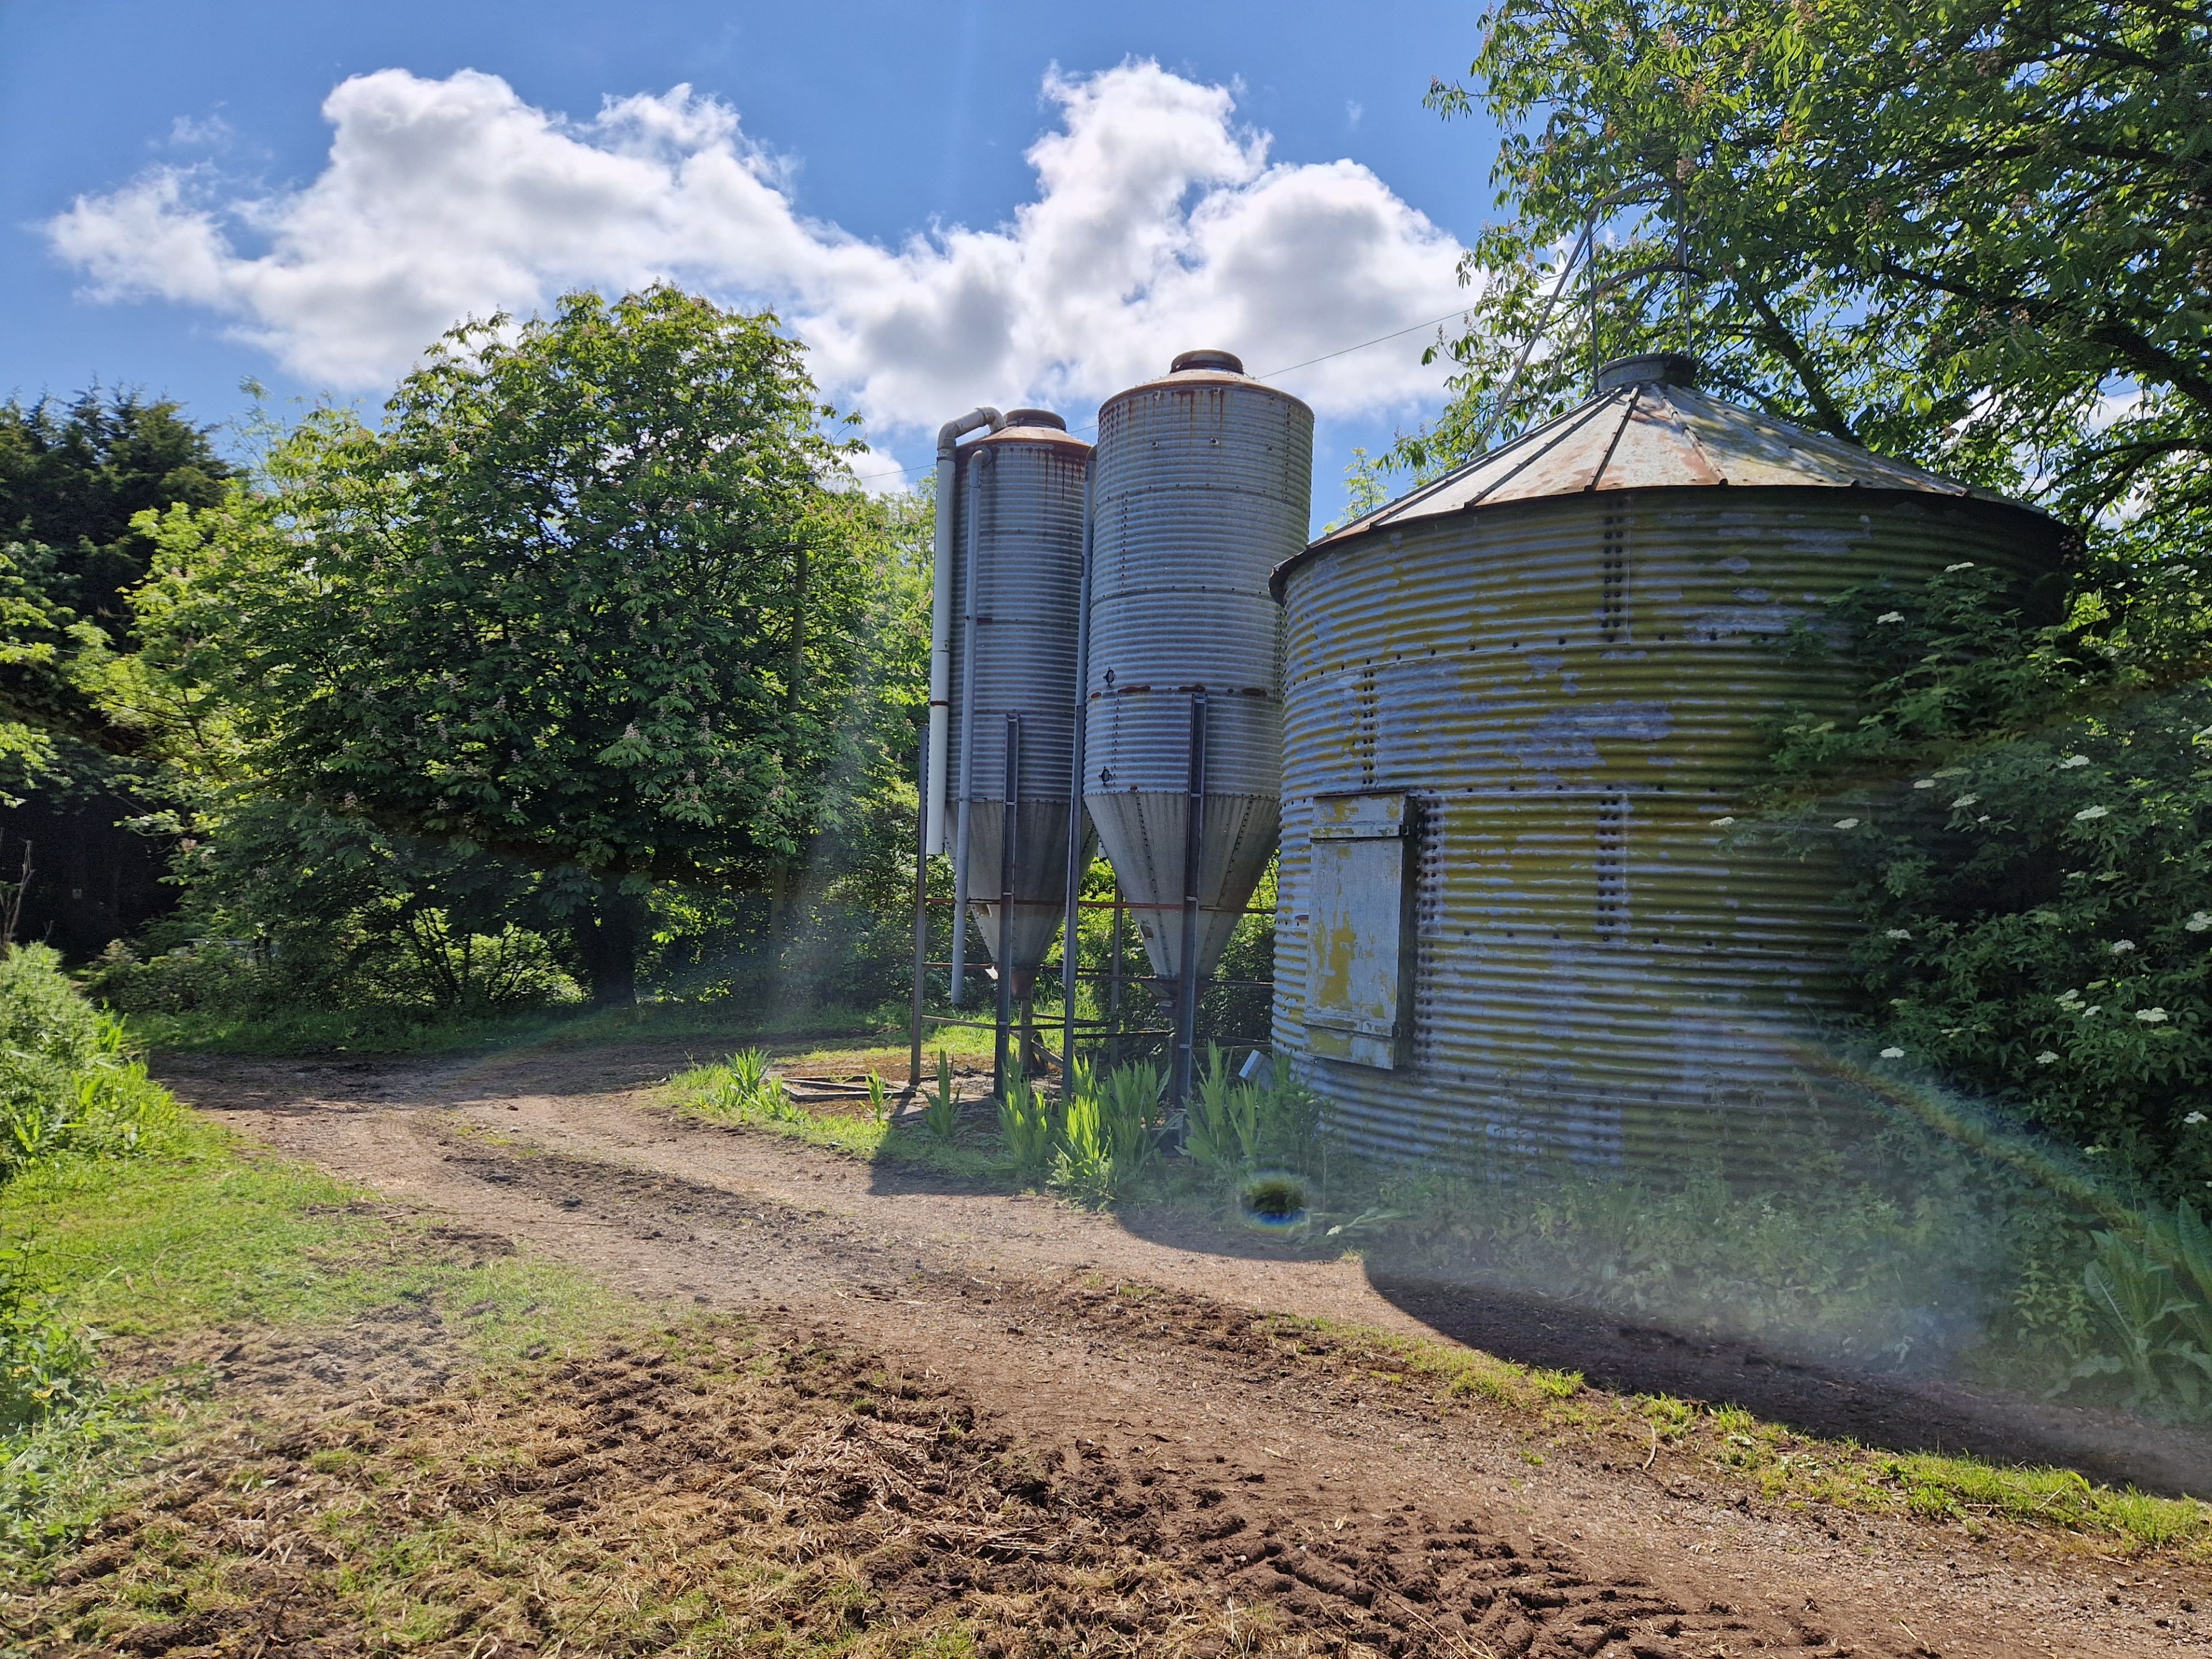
[0,392,232,800]
[1411,0,2210,587]
[130,286,868,1003]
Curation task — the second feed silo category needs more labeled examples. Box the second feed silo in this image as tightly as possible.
[1268,353,2066,1168]
[947,410,1091,998]
[1085,351,1313,1002]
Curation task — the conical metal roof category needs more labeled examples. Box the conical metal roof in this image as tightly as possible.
[1285,353,2048,585]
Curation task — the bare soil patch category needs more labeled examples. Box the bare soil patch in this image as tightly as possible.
[26,1315,1851,1658]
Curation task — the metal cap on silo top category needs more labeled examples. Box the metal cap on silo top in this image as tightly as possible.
[1087,351,1314,988]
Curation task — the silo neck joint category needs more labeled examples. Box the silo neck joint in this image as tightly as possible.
[1595,352,1699,395]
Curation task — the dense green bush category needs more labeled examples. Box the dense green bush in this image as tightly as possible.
[0,946,176,1487]
[1753,563,2212,1191]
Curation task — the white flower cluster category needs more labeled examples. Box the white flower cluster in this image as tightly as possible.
[2111,939,2137,955]
[2187,912,2212,933]
[2137,1007,2172,1023]
[1884,928,1912,941]
[2187,1112,2209,1127]
[2057,754,2090,769]
[1878,1046,1906,1059]
[2036,1050,2060,1065]
[2075,805,2109,821]
[1945,562,1977,573]
[1876,611,1905,624]
[1834,817,1861,830]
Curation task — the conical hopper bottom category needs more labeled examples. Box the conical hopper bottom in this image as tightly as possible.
[1084,791,1278,989]
[963,800,1090,998]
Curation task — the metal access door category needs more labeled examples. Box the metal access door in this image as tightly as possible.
[1305,792,1412,1069]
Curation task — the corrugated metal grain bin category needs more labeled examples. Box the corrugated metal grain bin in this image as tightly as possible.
[948,410,1092,995]
[1086,351,1313,990]
[1268,353,2066,1168]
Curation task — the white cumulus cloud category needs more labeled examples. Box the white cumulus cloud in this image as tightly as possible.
[47,61,1469,440]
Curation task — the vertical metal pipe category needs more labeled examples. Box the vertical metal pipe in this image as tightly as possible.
[1107,882,1125,1069]
[908,732,930,1089]
[949,448,986,1006]
[1059,464,1096,1089]
[927,408,1000,857]
[1173,691,1207,1107]
[995,713,1021,1101]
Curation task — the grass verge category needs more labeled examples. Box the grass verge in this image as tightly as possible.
[118,998,900,1058]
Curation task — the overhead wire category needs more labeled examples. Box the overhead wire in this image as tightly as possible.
[842,302,1476,483]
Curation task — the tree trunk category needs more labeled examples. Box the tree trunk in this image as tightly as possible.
[573,882,645,1006]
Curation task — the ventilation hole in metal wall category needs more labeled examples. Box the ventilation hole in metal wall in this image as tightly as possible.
[1596,793,1631,943]
[1600,512,1629,643]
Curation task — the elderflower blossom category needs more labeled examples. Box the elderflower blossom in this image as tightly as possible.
[1834,817,1861,830]
[2137,1007,2171,1023]
[1913,778,1937,789]
[2056,988,2082,1006]
[2111,940,2137,955]
[1878,1046,1906,1059]
[2058,754,2090,769]
[2085,1005,2104,1017]
[1876,611,1905,624]
[2036,1051,2060,1065]
[2187,1112,2208,1126]
[2075,805,2109,820]
[1884,928,1912,941]
[2187,912,2212,933]
[1945,562,1976,573]
[1952,794,1980,809]
[1709,816,1735,827]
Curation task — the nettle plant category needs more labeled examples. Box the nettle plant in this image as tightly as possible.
[1756,563,2212,1194]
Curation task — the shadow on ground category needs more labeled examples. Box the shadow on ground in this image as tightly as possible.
[1361,1259,2212,1499]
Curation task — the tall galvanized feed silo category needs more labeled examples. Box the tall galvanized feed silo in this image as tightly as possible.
[945,410,1092,1000]
[1085,351,1313,1056]
[1269,353,2065,1168]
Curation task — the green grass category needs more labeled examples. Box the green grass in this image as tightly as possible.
[118,995,902,1058]
[668,1055,1009,1182]
[5,1116,626,1356]
[0,1106,638,1574]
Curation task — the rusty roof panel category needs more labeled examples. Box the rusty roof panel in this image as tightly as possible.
[1289,360,2051,586]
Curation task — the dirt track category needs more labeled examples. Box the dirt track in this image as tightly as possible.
[147,1039,2212,1657]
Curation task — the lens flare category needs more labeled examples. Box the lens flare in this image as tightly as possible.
[1238,1169,1308,1232]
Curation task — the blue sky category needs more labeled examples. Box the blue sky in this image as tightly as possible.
[2,2,1505,522]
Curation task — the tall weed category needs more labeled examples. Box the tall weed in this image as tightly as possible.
[922,1051,961,1141]
[1051,1060,1162,1207]
[699,1048,802,1126]
[997,1066,1058,1177]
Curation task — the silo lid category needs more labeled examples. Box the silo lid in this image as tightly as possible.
[1287,355,2060,575]
[1171,349,1244,374]
[1002,408,1068,430]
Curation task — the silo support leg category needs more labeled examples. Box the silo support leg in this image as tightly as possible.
[1172,692,1209,1109]
[994,714,1021,1103]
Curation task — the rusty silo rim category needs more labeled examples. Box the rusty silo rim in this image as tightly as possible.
[1268,483,2074,602]
[1100,367,1315,424]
